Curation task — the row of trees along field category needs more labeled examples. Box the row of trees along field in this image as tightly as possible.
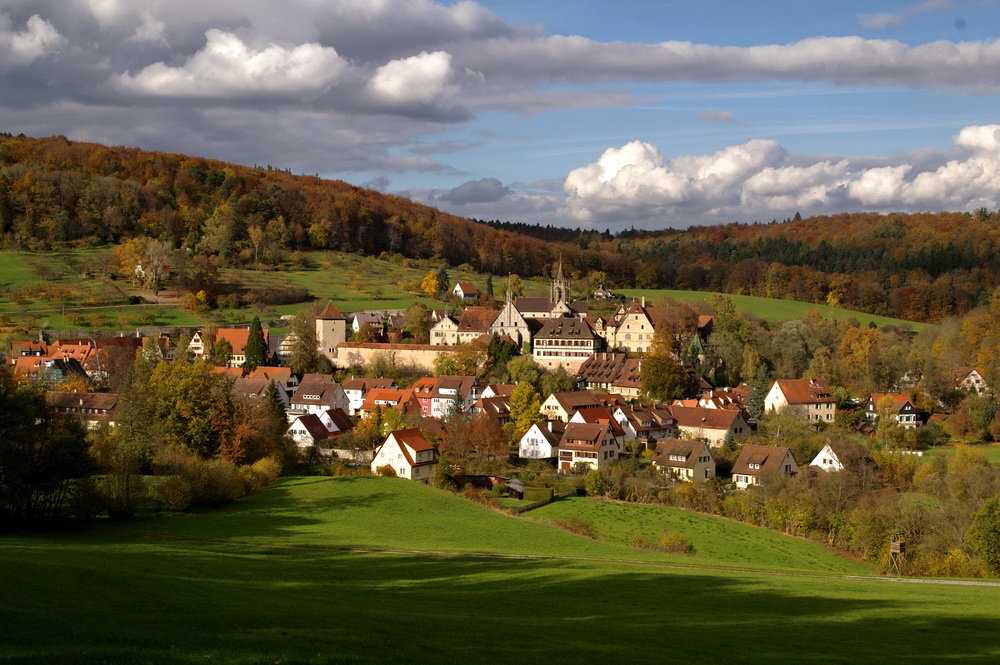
[3,134,1000,322]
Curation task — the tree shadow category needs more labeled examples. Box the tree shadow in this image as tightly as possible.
[3,542,999,665]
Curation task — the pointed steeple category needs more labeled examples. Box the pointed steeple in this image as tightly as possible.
[550,256,570,306]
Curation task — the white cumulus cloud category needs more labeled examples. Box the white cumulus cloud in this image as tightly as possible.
[563,125,1000,225]
[368,51,457,105]
[115,29,350,97]
[0,14,65,67]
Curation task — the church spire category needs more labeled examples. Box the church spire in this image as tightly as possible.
[551,256,569,306]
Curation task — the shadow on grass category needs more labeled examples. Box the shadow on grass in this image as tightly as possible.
[2,539,999,665]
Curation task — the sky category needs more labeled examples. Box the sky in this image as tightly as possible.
[2,0,1000,230]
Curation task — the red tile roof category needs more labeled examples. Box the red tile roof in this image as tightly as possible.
[774,379,835,404]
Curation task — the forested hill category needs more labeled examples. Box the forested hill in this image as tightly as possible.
[2,133,999,323]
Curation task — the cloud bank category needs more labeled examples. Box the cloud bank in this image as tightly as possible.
[561,125,1000,225]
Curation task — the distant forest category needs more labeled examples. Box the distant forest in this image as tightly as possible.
[2,134,1000,323]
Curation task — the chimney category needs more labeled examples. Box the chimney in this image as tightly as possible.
[642,296,645,307]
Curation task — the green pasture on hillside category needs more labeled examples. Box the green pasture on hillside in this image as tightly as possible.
[0,249,933,333]
[530,495,867,574]
[921,444,1000,467]
[2,476,999,664]
[618,288,929,330]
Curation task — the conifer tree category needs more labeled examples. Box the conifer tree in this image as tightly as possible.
[244,316,267,371]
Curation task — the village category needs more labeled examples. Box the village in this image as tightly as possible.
[6,260,978,501]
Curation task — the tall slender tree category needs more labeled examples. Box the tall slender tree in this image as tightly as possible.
[244,316,267,371]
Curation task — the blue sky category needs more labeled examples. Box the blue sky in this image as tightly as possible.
[1,0,999,228]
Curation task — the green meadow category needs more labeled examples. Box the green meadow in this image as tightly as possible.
[618,288,929,330]
[921,443,1000,467]
[0,249,931,332]
[3,477,999,664]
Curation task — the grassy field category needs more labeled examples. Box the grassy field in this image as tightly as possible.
[530,496,867,574]
[0,249,930,334]
[618,288,929,330]
[3,477,1000,664]
[921,443,1000,466]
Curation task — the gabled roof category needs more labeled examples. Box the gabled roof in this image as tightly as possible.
[342,377,395,393]
[651,439,707,468]
[571,405,626,437]
[669,405,740,430]
[534,315,596,341]
[523,420,564,447]
[247,366,293,384]
[774,379,835,404]
[559,422,611,450]
[548,390,601,412]
[292,374,343,406]
[324,408,354,433]
[215,327,269,355]
[431,375,478,400]
[454,282,480,295]
[866,393,915,413]
[317,301,345,319]
[388,428,435,453]
[732,444,795,477]
[410,377,439,397]
[456,307,499,333]
[292,413,332,441]
[359,388,417,412]
[45,391,121,420]
[476,396,512,420]
[577,352,629,383]
[232,377,273,398]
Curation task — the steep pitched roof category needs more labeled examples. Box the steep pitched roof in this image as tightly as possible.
[669,405,740,430]
[577,352,629,383]
[456,306,499,333]
[732,444,795,477]
[534,315,596,341]
[559,422,610,450]
[550,390,601,412]
[294,413,332,441]
[775,379,835,404]
[389,428,435,453]
[571,405,626,437]
[866,392,915,413]
[318,301,345,319]
[651,439,704,469]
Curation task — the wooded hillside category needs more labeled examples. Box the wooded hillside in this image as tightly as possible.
[3,133,999,323]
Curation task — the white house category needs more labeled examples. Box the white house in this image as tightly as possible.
[764,379,836,424]
[452,282,481,301]
[518,421,564,460]
[371,428,438,484]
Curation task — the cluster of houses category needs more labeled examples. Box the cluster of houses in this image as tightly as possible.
[6,263,992,492]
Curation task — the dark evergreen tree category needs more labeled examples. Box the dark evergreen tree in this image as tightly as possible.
[244,316,267,371]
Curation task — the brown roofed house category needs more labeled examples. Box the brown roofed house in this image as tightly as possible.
[732,444,798,490]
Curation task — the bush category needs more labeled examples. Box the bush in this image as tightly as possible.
[553,516,601,540]
[239,456,282,493]
[247,286,309,306]
[156,475,193,511]
[376,464,397,477]
[584,470,605,496]
[185,459,246,507]
[659,530,695,554]
[627,532,654,549]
